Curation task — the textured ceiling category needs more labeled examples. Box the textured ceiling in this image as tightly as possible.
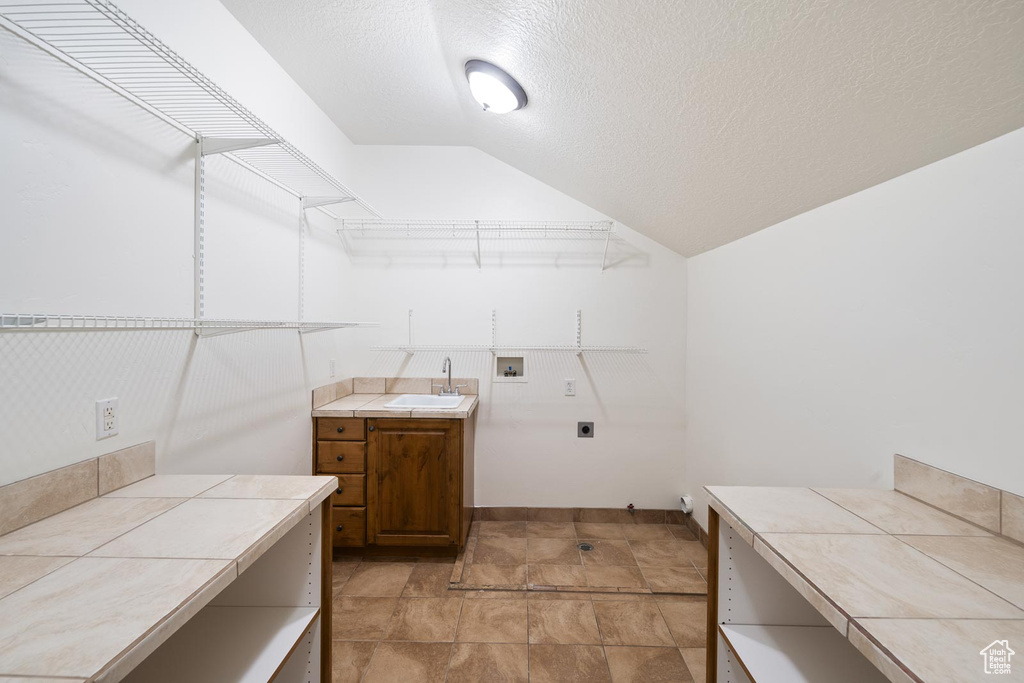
[222,0,1024,256]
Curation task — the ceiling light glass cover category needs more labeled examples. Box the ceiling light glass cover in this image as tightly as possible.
[465,59,527,113]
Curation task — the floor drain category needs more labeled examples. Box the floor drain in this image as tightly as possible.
[577,542,594,551]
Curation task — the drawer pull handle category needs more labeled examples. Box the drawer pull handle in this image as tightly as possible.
[337,427,344,433]
[336,488,343,494]
[368,425,375,432]
[337,455,344,461]
[336,525,344,531]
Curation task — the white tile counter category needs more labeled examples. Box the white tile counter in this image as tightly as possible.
[312,392,478,418]
[705,485,1024,683]
[0,474,336,682]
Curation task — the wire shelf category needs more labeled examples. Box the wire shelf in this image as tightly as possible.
[0,313,379,335]
[0,0,376,214]
[338,220,618,270]
[369,309,646,355]
[339,220,613,237]
[370,345,647,354]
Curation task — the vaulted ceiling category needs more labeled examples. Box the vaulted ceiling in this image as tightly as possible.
[222,0,1024,256]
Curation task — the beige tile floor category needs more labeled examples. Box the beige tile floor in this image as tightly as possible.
[453,522,708,595]
[331,555,708,682]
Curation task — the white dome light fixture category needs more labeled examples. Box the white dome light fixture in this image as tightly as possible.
[465,59,527,113]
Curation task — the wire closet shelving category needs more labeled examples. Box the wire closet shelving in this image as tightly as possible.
[338,220,618,270]
[0,0,381,335]
[0,314,378,336]
[370,310,647,355]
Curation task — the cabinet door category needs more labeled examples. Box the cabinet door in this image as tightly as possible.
[367,419,461,546]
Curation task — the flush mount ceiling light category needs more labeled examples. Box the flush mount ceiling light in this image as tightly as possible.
[465,59,527,113]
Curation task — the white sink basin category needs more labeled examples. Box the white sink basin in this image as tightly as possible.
[384,394,464,409]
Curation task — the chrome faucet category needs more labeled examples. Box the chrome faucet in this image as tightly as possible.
[436,357,466,396]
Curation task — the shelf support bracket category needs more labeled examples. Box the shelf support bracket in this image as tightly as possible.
[600,229,612,272]
[301,196,355,210]
[475,220,482,269]
[193,139,204,334]
[199,136,279,156]
[576,309,583,356]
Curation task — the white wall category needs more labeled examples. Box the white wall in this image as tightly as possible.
[333,145,689,508]
[685,127,1024,527]
[0,1,688,511]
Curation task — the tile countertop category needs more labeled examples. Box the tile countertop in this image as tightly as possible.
[312,392,478,418]
[0,474,336,682]
[705,485,1024,683]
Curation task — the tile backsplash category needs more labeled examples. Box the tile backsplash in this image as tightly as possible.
[1003,491,1024,545]
[895,453,1020,542]
[312,377,480,409]
[0,441,156,535]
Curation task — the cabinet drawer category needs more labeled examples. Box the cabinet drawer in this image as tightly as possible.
[333,506,366,546]
[317,417,365,441]
[331,474,365,506]
[317,441,366,474]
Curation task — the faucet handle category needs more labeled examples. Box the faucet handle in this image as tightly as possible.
[452,384,469,396]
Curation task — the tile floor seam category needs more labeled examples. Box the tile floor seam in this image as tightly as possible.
[654,599,681,649]
[355,639,382,683]
[441,593,466,681]
[600,644,614,682]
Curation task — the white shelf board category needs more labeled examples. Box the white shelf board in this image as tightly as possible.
[719,625,889,683]
[121,606,318,683]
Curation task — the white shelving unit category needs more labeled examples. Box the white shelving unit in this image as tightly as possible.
[0,0,380,335]
[370,309,647,355]
[0,314,378,336]
[120,502,328,683]
[122,606,318,683]
[339,219,617,270]
[718,625,887,683]
[713,518,889,683]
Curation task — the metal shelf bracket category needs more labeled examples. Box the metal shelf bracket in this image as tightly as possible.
[302,196,356,210]
[200,137,280,156]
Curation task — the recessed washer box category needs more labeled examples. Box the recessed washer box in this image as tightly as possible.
[494,356,527,383]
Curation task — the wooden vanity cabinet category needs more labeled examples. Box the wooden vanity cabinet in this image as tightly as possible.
[313,415,474,552]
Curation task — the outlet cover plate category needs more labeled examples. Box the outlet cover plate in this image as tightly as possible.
[95,397,119,440]
[578,421,594,438]
[564,379,576,396]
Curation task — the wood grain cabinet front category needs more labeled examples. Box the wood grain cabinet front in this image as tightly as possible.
[366,418,464,547]
[331,474,366,506]
[316,441,366,474]
[316,418,365,441]
[332,506,366,546]
[313,412,475,553]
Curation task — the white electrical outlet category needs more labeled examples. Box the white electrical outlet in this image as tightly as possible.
[95,398,119,440]
[329,359,337,378]
[564,379,576,396]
